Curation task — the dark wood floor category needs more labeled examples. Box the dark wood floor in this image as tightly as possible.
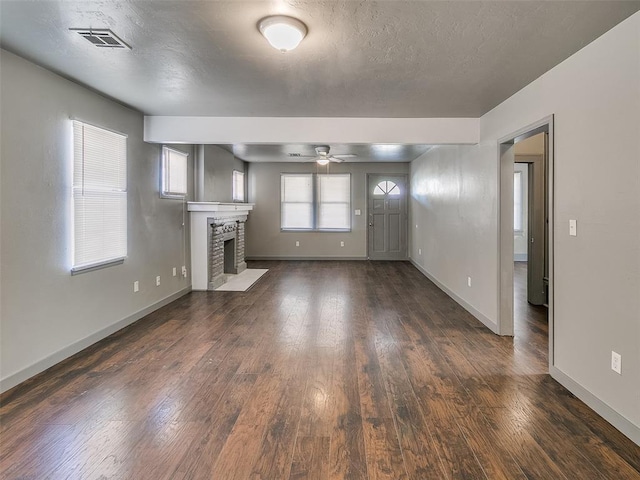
[1,261,639,479]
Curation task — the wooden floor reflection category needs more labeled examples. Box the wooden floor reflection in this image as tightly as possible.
[1,261,639,479]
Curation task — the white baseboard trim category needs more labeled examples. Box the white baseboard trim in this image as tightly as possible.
[550,365,640,446]
[409,258,498,334]
[0,286,192,394]
[514,254,528,262]
[246,256,368,261]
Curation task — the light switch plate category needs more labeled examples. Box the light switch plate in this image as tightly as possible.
[355,209,361,216]
[569,219,577,236]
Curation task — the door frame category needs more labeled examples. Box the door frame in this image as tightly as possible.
[366,173,409,260]
[497,115,554,368]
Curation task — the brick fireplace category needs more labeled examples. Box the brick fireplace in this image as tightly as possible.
[208,215,247,289]
[187,202,253,290]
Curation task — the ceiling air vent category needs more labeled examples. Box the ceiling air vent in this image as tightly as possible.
[70,28,131,49]
[288,153,302,157]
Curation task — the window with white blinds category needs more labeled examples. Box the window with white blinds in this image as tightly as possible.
[281,173,351,231]
[233,170,245,202]
[72,120,127,273]
[281,174,314,230]
[317,174,351,230]
[161,146,188,197]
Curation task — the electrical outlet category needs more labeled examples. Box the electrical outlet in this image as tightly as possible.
[172,267,177,277]
[611,351,622,374]
[133,281,139,293]
[182,266,187,277]
[340,241,344,247]
[295,241,300,247]
[467,276,472,287]
[156,276,161,287]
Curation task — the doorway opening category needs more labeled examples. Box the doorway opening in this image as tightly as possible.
[498,116,554,369]
[513,134,549,351]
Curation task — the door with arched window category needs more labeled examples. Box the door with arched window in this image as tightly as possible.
[367,174,408,260]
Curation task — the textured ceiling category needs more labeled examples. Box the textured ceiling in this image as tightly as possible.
[1,1,638,118]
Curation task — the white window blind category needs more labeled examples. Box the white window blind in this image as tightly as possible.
[281,174,313,230]
[161,146,188,197]
[233,170,245,202]
[72,120,127,272]
[514,171,523,231]
[317,174,351,230]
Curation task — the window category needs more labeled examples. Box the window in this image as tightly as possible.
[280,173,351,231]
[161,146,188,198]
[72,120,127,273]
[373,180,400,196]
[233,170,245,202]
[514,171,523,232]
[317,174,350,230]
[281,174,314,230]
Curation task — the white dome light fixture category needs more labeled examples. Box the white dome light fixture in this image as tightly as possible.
[258,15,307,52]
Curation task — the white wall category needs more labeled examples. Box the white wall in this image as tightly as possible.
[410,12,640,441]
[202,145,246,202]
[0,50,193,392]
[410,145,498,328]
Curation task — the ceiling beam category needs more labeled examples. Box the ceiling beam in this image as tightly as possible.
[143,116,479,145]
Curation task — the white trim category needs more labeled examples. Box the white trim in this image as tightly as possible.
[410,259,498,334]
[550,366,640,446]
[71,257,125,275]
[514,254,528,262]
[0,287,191,394]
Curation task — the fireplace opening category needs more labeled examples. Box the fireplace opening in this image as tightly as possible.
[224,238,236,274]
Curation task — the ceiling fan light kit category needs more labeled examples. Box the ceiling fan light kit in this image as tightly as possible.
[258,15,307,52]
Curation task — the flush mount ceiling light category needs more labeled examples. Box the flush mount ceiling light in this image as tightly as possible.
[258,15,307,52]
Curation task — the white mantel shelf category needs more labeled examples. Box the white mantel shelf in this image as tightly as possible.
[188,203,254,290]
[187,202,254,213]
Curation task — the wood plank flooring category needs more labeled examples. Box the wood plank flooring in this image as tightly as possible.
[1,261,639,479]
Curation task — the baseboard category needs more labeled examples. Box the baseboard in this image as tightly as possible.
[514,253,528,262]
[0,286,192,394]
[246,256,368,261]
[550,366,640,446]
[409,258,498,334]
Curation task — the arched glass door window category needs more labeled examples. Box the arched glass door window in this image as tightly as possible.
[373,180,400,196]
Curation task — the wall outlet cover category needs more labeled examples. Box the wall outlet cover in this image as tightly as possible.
[611,351,622,374]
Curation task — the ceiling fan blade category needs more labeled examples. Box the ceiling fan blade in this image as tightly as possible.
[328,156,344,163]
[332,154,357,158]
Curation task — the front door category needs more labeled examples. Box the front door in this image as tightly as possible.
[367,175,408,260]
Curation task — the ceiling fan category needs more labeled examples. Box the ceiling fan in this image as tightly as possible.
[299,145,357,165]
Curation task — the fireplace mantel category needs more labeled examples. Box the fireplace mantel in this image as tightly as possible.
[188,202,254,290]
[187,202,254,213]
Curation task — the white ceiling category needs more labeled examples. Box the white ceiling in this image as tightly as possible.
[223,143,432,163]
[1,0,638,162]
